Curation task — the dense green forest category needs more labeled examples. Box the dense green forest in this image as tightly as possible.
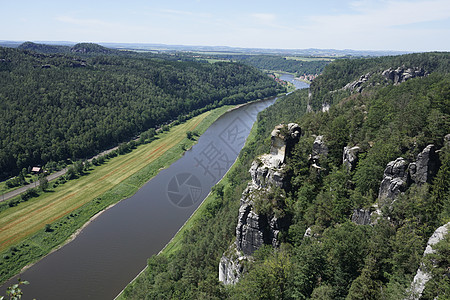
[122,52,449,299]
[0,45,284,180]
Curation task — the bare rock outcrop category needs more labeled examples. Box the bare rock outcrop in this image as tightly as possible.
[219,244,247,285]
[409,144,440,185]
[343,72,372,93]
[343,146,361,172]
[236,124,300,256]
[235,200,288,255]
[378,157,409,201]
[219,124,300,285]
[382,66,427,85]
[351,208,372,225]
[378,145,441,202]
[341,66,427,95]
[405,222,450,300]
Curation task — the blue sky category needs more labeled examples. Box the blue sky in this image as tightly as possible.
[2,0,450,51]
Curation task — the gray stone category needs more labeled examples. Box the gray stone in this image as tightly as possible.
[219,244,247,285]
[382,66,427,85]
[235,202,265,255]
[304,227,312,238]
[343,72,372,93]
[250,124,300,189]
[405,222,450,300]
[409,144,439,185]
[351,208,372,225]
[269,123,301,164]
[233,124,300,256]
[221,124,301,283]
[378,157,409,200]
[312,135,328,161]
[444,134,450,147]
[343,146,361,172]
[235,197,288,256]
[250,156,285,189]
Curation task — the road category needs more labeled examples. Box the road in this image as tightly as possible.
[0,143,123,203]
[0,168,68,202]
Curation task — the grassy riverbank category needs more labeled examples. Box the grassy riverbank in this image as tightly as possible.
[0,105,233,284]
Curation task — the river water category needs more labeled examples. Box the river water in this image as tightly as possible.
[2,75,308,299]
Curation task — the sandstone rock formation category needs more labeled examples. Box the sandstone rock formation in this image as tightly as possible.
[219,244,247,285]
[343,146,361,172]
[378,145,441,202]
[409,144,439,185]
[311,135,328,164]
[351,208,372,225]
[219,123,300,285]
[405,222,450,300]
[382,66,427,85]
[343,72,372,93]
[341,66,427,95]
[378,157,409,201]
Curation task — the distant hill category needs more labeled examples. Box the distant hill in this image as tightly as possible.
[70,42,119,55]
[100,42,410,57]
[17,42,120,55]
[0,40,410,57]
[18,41,70,54]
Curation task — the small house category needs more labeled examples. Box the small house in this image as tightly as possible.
[31,167,42,174]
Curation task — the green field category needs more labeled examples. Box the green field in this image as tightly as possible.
[0,105,233,284]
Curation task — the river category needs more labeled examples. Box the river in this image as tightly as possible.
[1,74,308,299]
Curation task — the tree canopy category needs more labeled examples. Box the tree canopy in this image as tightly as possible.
[0,46,284,179]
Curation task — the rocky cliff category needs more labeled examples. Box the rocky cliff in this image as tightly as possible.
[219,123,300,285]
[343,66,428,94]
[405,222,450,300]
[351,143,442,226]
[382,66,428,85]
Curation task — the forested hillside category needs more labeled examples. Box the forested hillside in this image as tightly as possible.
[122,52,449,299]
[0,46,284,180]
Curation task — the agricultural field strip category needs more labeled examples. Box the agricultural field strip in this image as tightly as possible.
[0,112,211,252]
